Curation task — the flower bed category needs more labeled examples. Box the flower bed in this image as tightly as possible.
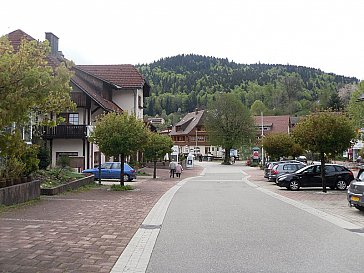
[40,174,95,195]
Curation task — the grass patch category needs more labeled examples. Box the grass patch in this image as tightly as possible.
[0,198,41,214]
[110,184,133,191]
[137,170,151,176]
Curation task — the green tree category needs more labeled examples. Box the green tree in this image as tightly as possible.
[0,35,75,129]
[292,112,355,192]
[278,73,304,114]
[205,93,256,164]
[143,132,173,178]
[327,92,344,111]
[90,112,147,186]
[0,129,39,178]
[348,81,364,129]
[262,133,295,160]
[250,100,268,116]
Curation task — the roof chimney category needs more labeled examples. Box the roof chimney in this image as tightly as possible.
[45,32,59,55]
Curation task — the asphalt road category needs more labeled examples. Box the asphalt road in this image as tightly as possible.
[146,163,363,273]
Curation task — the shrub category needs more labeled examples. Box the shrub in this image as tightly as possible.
[38,146,51,169]
[111,184,133,191]
[22,144,40,176]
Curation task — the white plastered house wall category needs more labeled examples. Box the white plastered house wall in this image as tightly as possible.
[112,88,144,119]
[49,107,89,168]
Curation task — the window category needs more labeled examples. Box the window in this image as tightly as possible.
[60,113,79,125]
[112,163,121,169]
[69,113,79,125]
[56,152,78,163]
[325,165,336,173]
[138,95,143,108]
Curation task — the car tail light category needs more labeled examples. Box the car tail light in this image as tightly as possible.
[272,169,279,175]
[349,171,353,177]
[131,169,136,173]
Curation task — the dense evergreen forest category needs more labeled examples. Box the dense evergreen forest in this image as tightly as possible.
[137,54,359,126]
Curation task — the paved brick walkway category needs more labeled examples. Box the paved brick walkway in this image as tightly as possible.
[243,166,364,228]
[0,166,203,273]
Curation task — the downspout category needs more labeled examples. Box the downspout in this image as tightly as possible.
[133,89,137,117]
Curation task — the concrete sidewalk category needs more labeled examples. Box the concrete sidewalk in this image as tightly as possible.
[0,166,203,273]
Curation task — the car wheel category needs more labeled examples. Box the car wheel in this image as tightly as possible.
[336,180,347,190]
[124,174,131,182]
[354,205,364,212]
[289,180,300,191]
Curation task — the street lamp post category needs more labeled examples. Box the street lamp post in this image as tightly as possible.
[195,128,198,154]
[261,112,264,165]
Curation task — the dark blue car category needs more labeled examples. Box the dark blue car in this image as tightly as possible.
[83,162,136,181]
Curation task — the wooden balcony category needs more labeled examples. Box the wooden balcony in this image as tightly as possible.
[42,125,87,139]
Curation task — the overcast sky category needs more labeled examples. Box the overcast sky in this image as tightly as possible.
[1,0,363,79]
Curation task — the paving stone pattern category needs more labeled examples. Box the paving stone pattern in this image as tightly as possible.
[0,167,203,273]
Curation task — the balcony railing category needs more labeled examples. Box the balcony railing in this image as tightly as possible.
[42,125,87,139]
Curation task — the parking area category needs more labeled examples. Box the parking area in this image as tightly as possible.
[243,166,364,228]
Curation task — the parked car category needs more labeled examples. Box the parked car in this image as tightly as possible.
[347,168,364,211]
[276,164,354,191]
[268,162,306,182]
[296,155,307,163]
[264,160,303,180]
[82,162,136,181]
[264,161,278,179]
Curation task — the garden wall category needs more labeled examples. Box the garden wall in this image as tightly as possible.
[0,180,41,206]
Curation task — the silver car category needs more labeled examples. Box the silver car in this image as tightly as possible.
[269,162,306,182]
[347,168,364,211]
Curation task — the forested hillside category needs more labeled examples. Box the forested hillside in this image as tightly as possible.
[137,54,358,125]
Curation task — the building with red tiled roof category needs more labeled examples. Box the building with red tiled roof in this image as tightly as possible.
[169,111,297,159]
[4,29,150,170]
[254,115,291,135]
[169,109,224,158]
[6,29,35,50]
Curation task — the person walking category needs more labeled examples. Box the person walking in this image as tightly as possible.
[175,162,183,178]
[169,159,177,178]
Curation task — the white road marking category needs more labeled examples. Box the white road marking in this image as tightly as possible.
[243,176,364,237]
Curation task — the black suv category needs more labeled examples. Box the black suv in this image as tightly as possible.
[276,164,354,191]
